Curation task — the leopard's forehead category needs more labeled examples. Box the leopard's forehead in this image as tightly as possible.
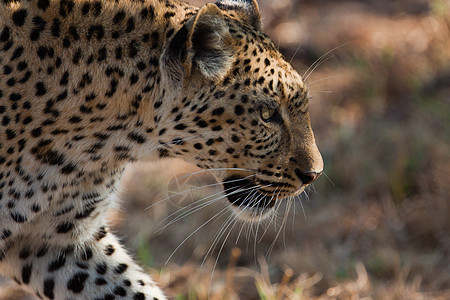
[222,13,308,110]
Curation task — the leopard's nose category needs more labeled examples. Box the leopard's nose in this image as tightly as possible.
[295,169,322,184]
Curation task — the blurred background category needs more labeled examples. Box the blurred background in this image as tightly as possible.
[1,0,448,299]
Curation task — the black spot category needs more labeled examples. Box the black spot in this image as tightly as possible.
[31,204,41,212]
[137,61,146,70]
[174,124,187,130]
[69,26,80,40]
[30,16,47,41]
[158,128,166,136]
[48,254,66,272]
[104,245,115,256]
[0,27,10,42]
[9,93,21,101]
[38,0,50,11]
[22,264,32,284]
[3,40,12,51]
[94,227,107,241]
[196,120,208,128]
[153,100,162,109]
[59,71,69,85]
[113,10,126,24]
[41,150,65,166]
[105,79,118,97]
[62,37,70,48]
[130,73,139,84]
[11,46,24,60]
[51,18,61,37]
[97,47,107,61]
[61,163,76,174]
[212,107,224,116]
[11,212,27,223]
[36,245,49,257]
[127,132,146,144]
[79,105,92,114]
[158,148,170,158]
[96,262,107,275]
[128,40,139,57]
[67,272,89,293]
[114,263,128,274]
[43,278,55,299]
[31,127,42,137]
[126,17,135,32]
[19,247,31,259]
[0,26,10,41]
[72,49,82,64]
[3,65,12,75]
[123,280,131,287]
[115,46,122,59]
[164,12,175,19]
[1,229,11,240]
[56,222,74,233]
[226,148,235,154]
[81,2,90,15]
[114,286,127,296]
[12,9,28,26]
[87,25,104,40]
[56,90,68,102]
[7,78,16,86]
[234,105,244,116]
[197,104,209,114]
[3,116,10,126]
[134,292,146,300]
[194,143,203,150]
[69,116,82,123]
[92,1,102,16]
[95,277,107,285]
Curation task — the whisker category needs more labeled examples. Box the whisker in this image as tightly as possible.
[267,198,290,259]
[289,41,303,64]
[203,192,252,265]
[203,183,272,265]
[158,183,257,231]
[258,188,282,243]
[309,90,334,94]
[303,43,349,82]
[177,167,255,180]
[322,171,335,186]
[306,75,337,86]
[145,174,256,211]
[297,193,307,220]
[164,199,232,265]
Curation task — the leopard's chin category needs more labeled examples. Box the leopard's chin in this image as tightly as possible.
[222,176,276,221]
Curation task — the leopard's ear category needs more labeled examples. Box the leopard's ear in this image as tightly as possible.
[161,4,234,86]
[216,0,261,30]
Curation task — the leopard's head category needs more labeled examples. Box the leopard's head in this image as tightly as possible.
[159,0,323,221]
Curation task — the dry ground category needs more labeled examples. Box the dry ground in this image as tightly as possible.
[1,0,449,299]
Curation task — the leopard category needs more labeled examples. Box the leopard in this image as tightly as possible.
[0,0,323,298]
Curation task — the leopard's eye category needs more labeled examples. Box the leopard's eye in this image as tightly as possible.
[261,106,276,122]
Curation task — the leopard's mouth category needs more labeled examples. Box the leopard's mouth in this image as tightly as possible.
[222,176,276,218]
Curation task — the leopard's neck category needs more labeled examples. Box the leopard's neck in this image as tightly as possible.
[0,0,197,174]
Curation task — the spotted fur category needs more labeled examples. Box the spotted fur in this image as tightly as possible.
[0,0,323,298]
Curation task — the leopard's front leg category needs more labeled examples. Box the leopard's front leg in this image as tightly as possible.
[1,225,165,300]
